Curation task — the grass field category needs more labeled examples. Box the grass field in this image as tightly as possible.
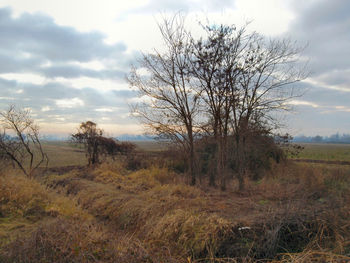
[40,140,168,168]
[294,143,350,162]
[41,140,350,168]
[34,141,350,173]
[42,141,87,167]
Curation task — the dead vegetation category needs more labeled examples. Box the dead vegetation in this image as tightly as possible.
[1,159,350,262]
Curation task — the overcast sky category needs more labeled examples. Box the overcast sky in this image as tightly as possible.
[0,0,349,136]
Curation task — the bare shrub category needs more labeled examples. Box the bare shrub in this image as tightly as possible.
[0,105,48,178]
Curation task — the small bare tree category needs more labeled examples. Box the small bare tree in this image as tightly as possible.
[128,15,201,185]
[71,121,103,165]
[71,121,133,166]
[0,105,48,178]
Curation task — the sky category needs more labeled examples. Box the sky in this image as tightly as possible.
[0,0,349,137]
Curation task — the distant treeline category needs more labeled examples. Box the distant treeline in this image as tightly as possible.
[293,133,350,144]
[41,133,350,144]
[40,134,155,142]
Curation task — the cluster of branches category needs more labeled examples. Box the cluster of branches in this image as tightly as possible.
[71,121,135,166]
[0,105,48,178]
[128,15,307,190]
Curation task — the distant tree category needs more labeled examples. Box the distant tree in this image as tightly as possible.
[0,105,48,178]
[312,135,323,143]
[71,121,102,165]
[71,121,135,165]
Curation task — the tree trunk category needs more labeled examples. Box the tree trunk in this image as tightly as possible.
[209,172,216,187]
[238,171,245,191]
[189,133,196,186]
[220,171,226,191]
[235,134,246,191]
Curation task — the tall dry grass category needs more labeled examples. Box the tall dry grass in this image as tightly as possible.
[0,173,178,262]
[2,159,350,262]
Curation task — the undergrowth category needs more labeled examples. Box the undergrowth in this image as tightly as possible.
[1,161,350,262]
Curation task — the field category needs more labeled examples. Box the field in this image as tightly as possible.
[294,143,350,163]
[1,142,350,262]
[42,141,87,167]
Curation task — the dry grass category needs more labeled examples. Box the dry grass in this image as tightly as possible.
[39,162,350,261]
[2,217,155,263]
[0,173,175,262]
[2,158,350,262]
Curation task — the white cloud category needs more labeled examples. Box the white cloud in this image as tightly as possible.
[289,100,319,108]
[304,78,350,93]
[55,97,84,108]
[62,77,126,91]
[41,106,51,112]
[0,73,47,85]
[95,107,116,112]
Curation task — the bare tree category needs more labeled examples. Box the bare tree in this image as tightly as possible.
[71,121,134,166]
[190,24,247,189]
[72,121,103,165]
[0,105,48,178]
[129,16,307,190]
[191,24,306,190]
[128,15,201,185]
[229,34,306,190]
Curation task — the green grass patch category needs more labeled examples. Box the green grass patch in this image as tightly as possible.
[293,143,350,162]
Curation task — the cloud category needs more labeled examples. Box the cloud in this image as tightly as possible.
[0,8,126,62]
[0,7,141,133]
[0,77,137,126]
[119,0,236,18]
[287,0,350,84]
[0,7,131,80]
[278,0,350,135]
[55,98,84,108]
[289,100,319,108]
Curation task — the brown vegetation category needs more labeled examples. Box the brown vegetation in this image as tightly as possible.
[2,155,348,262]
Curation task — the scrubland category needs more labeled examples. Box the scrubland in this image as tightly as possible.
[0,142,350,262]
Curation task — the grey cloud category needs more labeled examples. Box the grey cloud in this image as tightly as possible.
[288,0,350,80]
[0,8,126,62]
[0,53,44,73]
[40,64,125,80]
[41,65,101,79]
[112,89,137,98]
[0,77,134,124]
[316,70,350,87]
[0,7,130,80]
[284,0,350,135]
[282,80,350,135]
[302,84,350,108]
